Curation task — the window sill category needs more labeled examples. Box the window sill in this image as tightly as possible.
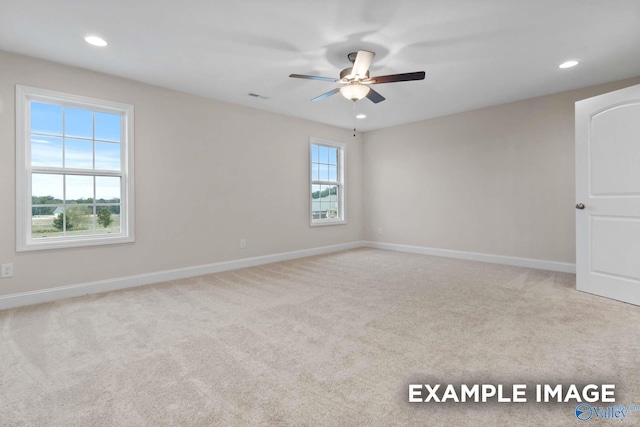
[310,219,347,227]
[17,234,135,252]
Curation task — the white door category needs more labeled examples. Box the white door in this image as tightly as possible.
[575,83,640,306]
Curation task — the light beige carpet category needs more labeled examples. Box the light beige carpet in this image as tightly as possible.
[1,248,639,426]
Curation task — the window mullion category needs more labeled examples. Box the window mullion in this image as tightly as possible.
[62,168,67,235]
[30,167,123,177]
[312,180,339,186]
[62,106,66,169]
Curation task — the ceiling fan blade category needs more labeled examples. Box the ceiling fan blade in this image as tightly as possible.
[369,71,426,84]
[311,88,340,102]
[352,50,375,79]
[289,74,337,82]
[366,88,385,104]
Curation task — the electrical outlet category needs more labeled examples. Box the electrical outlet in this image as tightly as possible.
[1,263,13,278]
[378,228,383,235]
[240,239,246,249]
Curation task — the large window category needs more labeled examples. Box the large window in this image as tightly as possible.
[16,86,134,251]
[310,138,345,226]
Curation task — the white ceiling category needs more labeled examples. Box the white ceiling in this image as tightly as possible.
[1,0,640,131]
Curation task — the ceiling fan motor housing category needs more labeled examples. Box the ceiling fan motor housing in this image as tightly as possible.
[340,67,369,81]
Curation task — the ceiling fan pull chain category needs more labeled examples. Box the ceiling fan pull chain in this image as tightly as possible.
[353,101,357,137]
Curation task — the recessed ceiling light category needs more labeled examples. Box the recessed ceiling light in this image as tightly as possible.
[356,114,366,119]
[559,60,579,69]
[85,36,107,47]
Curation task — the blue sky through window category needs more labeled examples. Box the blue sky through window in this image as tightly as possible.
[31,102,62,135]
[65,107,93,138]
[95,112,121,141]
[32,173,63,200]
[65,138,93,169]
[95,142,121,170]
[31,136,63,167]
[66,175,93,200]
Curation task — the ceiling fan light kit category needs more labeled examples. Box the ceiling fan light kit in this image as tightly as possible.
[290,50,425,104]
[340,84,370,101]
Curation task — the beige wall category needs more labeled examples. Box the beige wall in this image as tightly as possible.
[363,77,640,264]
[0,50,363,296]
[2,49,638,299]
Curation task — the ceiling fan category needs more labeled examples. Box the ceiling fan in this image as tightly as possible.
[289,50,425,103]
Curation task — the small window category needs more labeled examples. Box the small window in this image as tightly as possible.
[310,138,346,226]
[16,85,135,251]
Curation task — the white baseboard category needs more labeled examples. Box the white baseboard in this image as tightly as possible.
[0,240,575,311]
[364,241,576,274]
[0,241,364,311]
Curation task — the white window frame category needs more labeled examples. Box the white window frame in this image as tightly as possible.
[15,85,135,252]
[309,137,346,226]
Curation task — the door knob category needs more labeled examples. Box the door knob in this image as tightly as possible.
[576,203,585,210]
